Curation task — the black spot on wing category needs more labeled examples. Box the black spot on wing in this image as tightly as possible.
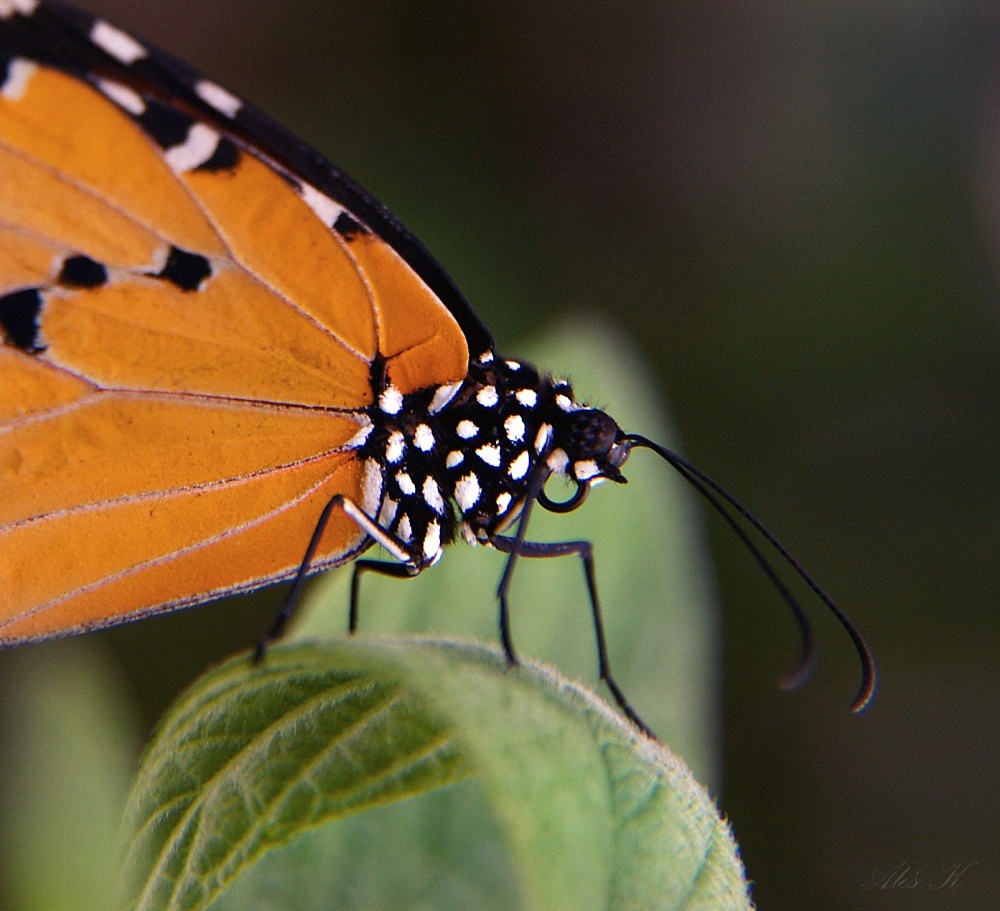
[0,288,45,353]
[153,247,211,292]
[334,211,368,241]
[58,255,108,289]
[137,98,193,150]
[194,135,239,172]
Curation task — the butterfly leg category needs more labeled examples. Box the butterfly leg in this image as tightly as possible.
[490,533,655,738]
[255,493,419,660]
[348,559,419,633]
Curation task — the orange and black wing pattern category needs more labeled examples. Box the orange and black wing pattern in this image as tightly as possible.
[0,0,487,642]
[0,2,877,731]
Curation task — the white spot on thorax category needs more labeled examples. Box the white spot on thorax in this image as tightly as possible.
[361,460,384,518]
[429,381,462,413]
[385,430,405,463]
[508,450,530,480]
[456,419,478,439]
[496,492,512,514]
[516,389,538,408]
[455,473,482,511]
[95,77,146,115]
[422,475,445,514]
[91,20,147,63]
[1,58,35,100]
[476,443,501,467]
[379,385,403,415]
[445,450,464,469]
[547,448,569,474]
[165,123,221,173]
[414,423,435,452]
[555,393,575,412]
[535,423,553,453]
[573,459,600,481]
[344,419,373,449]
[504,414,526,443]
[476,385,499,407]
[479,350,494,363]
[422,521,442,561]
[505,359,522,370]
[195,79,242,117]
[378,496,398,527]
[395,471,416,496]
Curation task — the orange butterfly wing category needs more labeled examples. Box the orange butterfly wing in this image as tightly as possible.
[0,59,469,642]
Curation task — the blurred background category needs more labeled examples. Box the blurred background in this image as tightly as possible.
[3,1,999,908]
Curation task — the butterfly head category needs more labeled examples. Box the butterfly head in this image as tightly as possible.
[548,406,631,484]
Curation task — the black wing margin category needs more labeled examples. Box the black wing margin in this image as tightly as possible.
[0,0,495,359]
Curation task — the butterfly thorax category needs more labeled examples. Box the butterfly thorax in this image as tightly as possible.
[358,352,630,567]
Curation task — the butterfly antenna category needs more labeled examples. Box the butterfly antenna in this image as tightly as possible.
[624,433,876,713]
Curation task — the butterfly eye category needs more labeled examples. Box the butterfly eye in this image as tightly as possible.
[559,408,621,461]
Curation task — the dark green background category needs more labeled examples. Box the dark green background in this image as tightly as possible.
[8,2,1000,908]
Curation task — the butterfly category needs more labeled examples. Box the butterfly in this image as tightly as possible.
[0,0,875,735]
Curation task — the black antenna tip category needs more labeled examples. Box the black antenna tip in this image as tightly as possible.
[778,657,815,694]
[850,655,878,714]
[623,431,878,715]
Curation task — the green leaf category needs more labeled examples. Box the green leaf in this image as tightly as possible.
[120,641,468,911]
[121,639,750,911]
[0,640,140,911]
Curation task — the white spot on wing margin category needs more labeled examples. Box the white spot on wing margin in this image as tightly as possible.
[90,19,147,64]
[165,123,221,173]
[300,183,345,227]
[0,0,40,21]
[195,79,242,117]
[0,57,35,99]
[95,77,146,115]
